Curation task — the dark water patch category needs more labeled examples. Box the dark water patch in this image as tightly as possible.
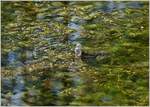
[1,78,14,94]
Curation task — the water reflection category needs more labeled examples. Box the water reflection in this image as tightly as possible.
[127,1,142,8]
[100,1,142,13]
[7,52,19,67]
[117,2,126,9]
[107,1,116,12]
[10,75,26,106]
[8,51,17,64]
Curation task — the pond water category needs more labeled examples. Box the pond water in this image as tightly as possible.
[1,1,149,106]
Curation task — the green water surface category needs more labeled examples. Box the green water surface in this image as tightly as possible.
[1,1,149,106]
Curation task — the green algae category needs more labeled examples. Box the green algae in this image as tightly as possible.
[1,1,149,106]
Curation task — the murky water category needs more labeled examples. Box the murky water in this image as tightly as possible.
[1,1,149,106]
[10,75,26,106]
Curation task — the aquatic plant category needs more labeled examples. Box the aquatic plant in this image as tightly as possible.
[1,1,149,106]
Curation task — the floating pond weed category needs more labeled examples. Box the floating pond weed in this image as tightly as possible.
[1,1,149,106]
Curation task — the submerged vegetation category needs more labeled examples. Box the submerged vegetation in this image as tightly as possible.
[1,1,149,106]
